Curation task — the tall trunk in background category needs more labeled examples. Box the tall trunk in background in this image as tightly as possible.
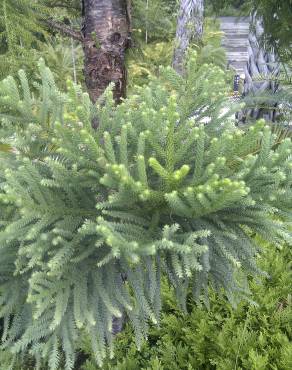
[173,0,204,75]
[243,15,280,121]
[82,0,131,103]
[81,1,131,331]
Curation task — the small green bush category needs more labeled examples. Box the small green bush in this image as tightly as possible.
[0,55,291,369]
[81,242,292,370]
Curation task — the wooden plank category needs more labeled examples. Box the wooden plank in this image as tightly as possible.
[222,39,249,48]
[226,57,249,62]
[220,22,249,28]
[219,16,250,23]
[226,52,249,59]
[223,46,249,53]
[223,34,250,40]
[221,29,250,35]
[219,16,251,74]
[228,61,247,69]
[220,24,250,31]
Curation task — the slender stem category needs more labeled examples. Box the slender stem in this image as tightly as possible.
[3,0,13,52]
[71,37,77,84]
[145,0,149,44]
[44,19,83,42]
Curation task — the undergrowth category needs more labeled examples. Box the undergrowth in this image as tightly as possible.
[80,241,292,370]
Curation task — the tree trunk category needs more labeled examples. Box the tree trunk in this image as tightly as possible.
[173,0,204,75]
[82,0,131,103]
[243,15,280,121]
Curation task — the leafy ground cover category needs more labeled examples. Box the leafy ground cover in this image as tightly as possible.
[80,241,292,370]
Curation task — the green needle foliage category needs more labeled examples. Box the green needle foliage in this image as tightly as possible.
[81,241,292,370]
[0,0,50,78]
[0,55,291,369]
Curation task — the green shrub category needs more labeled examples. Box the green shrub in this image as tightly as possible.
[81,242,292,370]
[132,0,176,43]
[126,18,228,90]
[0,55,291,369]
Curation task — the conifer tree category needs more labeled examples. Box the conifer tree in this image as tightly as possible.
[0,56,291,369]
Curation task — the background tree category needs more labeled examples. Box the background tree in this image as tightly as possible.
[248,0,292,61]
[45,0,132,103]
[0,0,131,103]
[81,0,131,103]
[173,0,204,74]
[243,15,280,121]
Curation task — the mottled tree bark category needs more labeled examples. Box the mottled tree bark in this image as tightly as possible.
[82,0,131,103]
[243,15,280,121]
[173,0,204,75]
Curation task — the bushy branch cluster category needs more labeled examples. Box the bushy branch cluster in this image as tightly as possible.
[0,56,291,369]
[0,0,52,79]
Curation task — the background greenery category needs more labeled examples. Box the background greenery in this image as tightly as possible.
[80,240,292,370]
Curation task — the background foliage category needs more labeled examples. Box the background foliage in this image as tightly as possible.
[80,241,292,370]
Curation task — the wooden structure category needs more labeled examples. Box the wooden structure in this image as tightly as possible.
[220,16,279,120]
[220,16,250,77]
